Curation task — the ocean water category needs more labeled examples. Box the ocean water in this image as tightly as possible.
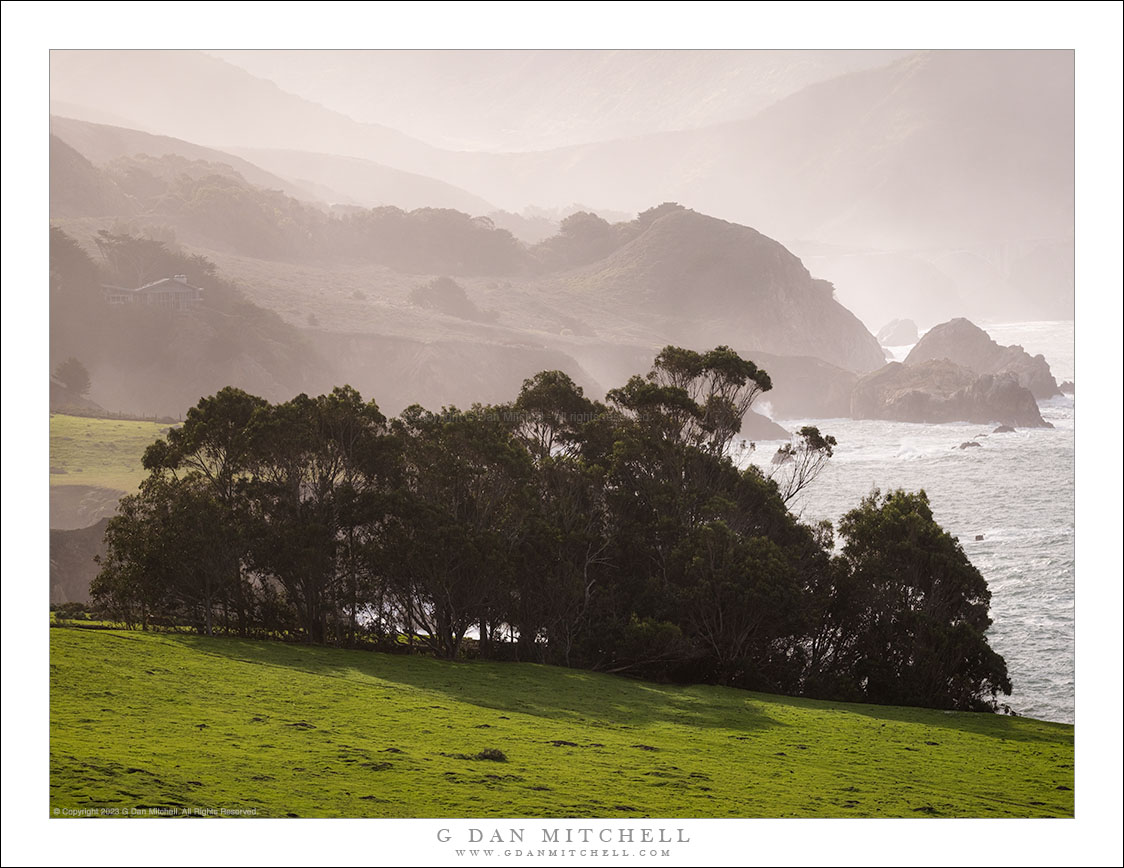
[738,321,1075,723]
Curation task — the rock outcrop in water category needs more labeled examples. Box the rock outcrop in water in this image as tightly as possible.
[850,359,1049,427]
[905,318,1060,399]
[742,410,790,441]
[876,318,919,346]
[736,350,858,419]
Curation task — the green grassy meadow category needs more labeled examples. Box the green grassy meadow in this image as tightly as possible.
[49,414,171,492]
[49,627,1074,818]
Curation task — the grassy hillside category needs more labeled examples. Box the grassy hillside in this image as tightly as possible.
[49,414,169,492]
[49,627,1073,818]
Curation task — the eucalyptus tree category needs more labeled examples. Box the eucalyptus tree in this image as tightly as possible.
[241,387,389,644]
[647,345,772,454]
[389,404,535,659]
[502,372,613,662]
[312,387,396,644]
[139,386,268,633]
[510,370,597,462]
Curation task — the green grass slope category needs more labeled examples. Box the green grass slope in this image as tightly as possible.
[49,628,1074,819]
[49,414,170,493]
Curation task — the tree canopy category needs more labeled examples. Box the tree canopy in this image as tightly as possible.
[92,347,1012,713]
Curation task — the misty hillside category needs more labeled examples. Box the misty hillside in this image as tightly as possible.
[49,105,891,419]
[49,143,325,259]
[50,50,1073,326]
[48,50,447,176]
[228,148,496,214]
[210,49,910,151]
[51,199,884,423]
[48,145,527,270]
[50,116,322,202]
[549,205,885,372]
[49,228,331,418]
[658,50,1073,248]
[50,50,1072,243]
[49,135,135,218]
[50,115,495,215]
[51,127,884,383]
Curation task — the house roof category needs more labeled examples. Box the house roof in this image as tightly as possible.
[134,275,203,293]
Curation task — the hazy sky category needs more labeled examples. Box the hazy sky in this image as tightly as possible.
[207,49,909,151]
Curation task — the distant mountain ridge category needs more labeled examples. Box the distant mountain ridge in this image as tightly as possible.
[209,49,910,151]
[50,115,321,202]
[51,50,1073,242]
[50,116,495,216]
[50,137,885,381]
[50,49,1073,325]
[228,147,495,214]
[49,50,441,171]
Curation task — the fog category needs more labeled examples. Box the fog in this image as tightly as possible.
[49,49,1074,425]
[206,49,911,152]
[51,49,1074,327]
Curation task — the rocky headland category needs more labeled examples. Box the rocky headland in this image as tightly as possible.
[905,318,1060,400]
[851,359,1049,427]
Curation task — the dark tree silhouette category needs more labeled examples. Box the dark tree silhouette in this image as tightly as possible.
[770,426,838,505]
[90,348,1011,713]
[830,489,1012,711]
[53,357,91,396]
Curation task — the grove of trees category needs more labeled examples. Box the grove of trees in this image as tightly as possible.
[92,347,1012,712]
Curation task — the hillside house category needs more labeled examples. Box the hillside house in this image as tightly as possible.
[102,274,204,311]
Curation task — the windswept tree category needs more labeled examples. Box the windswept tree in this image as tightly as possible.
[595,347,781,678]
[648,345,772,454]
[770,426,838,506]
[145,386,268,501]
